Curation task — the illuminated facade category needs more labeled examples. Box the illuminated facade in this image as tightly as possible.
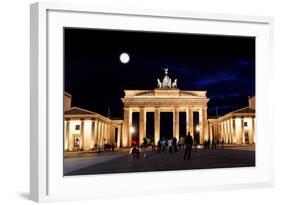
[64,93,122,151]
[64,71,255,151]
[121,69,209,147]
[208,96,256,144]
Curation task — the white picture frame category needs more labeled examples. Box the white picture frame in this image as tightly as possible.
[30,2,274,202]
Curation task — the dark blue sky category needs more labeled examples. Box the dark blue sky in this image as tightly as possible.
[64,28,255,119]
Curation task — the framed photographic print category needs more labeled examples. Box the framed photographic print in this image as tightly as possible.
[30,2,274,202]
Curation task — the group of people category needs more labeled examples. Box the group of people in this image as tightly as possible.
[157,136,178,153]
[130,132,194,160]
[203,139,224,149]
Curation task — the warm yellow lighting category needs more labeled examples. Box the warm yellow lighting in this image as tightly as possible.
[196,125,200,132]
[130,126,135,134]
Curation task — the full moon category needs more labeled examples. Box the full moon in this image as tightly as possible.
[120,53,130,64]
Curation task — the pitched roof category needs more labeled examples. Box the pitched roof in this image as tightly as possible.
[64,107,95,115]
[231,107,255,114]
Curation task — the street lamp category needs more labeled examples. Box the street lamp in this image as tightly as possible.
[196,125,200,132]
[130,126,135,134]
[196,125,200,145]
[130,126,136,146]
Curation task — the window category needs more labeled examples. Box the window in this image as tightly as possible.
[244,122,247,127]
[75,125,80,130]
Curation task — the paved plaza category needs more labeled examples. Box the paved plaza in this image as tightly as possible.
[64,145,255,176]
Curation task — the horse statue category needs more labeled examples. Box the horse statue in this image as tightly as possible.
[157,78,162,88]
[172,79,177,88]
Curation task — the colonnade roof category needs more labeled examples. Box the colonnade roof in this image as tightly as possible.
[208,106,255,123]
[64,107,113,123]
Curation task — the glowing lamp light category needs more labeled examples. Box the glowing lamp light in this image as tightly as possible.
[196,125,200,132]
[130,126,135,134]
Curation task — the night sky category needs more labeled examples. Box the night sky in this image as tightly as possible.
[64,28,255,120]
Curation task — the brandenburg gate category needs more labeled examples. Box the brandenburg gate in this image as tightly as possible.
[121,69,209,147]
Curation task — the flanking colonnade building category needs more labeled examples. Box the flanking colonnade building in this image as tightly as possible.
[208,96,255,145]
[64,69,255,152]
[64,93,122,152]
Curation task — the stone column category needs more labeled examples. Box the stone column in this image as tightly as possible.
[203,107,208,142]
[104,124,107,144]
[240,117,244,144]
[199,108,204,144]
[225,120,228,143]
[230,119,233,144]
[154,108,160,144]
[220,122,223,142]
[65,120,70,151]
[98,123,102,148]
[103,123,106,147]
[117,126,121,148]
[93,120,98,149]
[249,117,254,144]
[252,117,255,144]
[218,123,220,140]
[173,108,180,140]
[80,120,84,150]
[222,121,225,142]
[227,119,231,144]
[95,121,99,148]
[186,108,189,135]
[188,109,194,137]
[232,118,236,144]
[139,107,146,145]
[209,124,213,142]
[122,108,132,147]
[90,120,96,150]
[98,122,102,148]
[106,124,111,144]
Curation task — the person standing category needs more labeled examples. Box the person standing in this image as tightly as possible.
[184,132,194,160]
[142,138,147,158]
[168,137,173,153]
[193,139,198,152]
[172,136,178,152]
[151,139,155,151]
[157,139,161,152]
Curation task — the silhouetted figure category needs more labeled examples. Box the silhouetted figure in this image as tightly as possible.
[193,139,198,152]
[157,139,161,152]
[131,146,140,159]
[151,140,155,151]
[207,139,211,149]
[204,140,207,149]
[172,136,178,152]
[141,138,147,158]
[211,139,217,149]
[168,137,173,153]
[184,132,194,160]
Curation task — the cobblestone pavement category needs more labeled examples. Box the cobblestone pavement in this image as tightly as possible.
[65,146,255,176]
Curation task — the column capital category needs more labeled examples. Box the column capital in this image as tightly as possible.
[174,107,180,111]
